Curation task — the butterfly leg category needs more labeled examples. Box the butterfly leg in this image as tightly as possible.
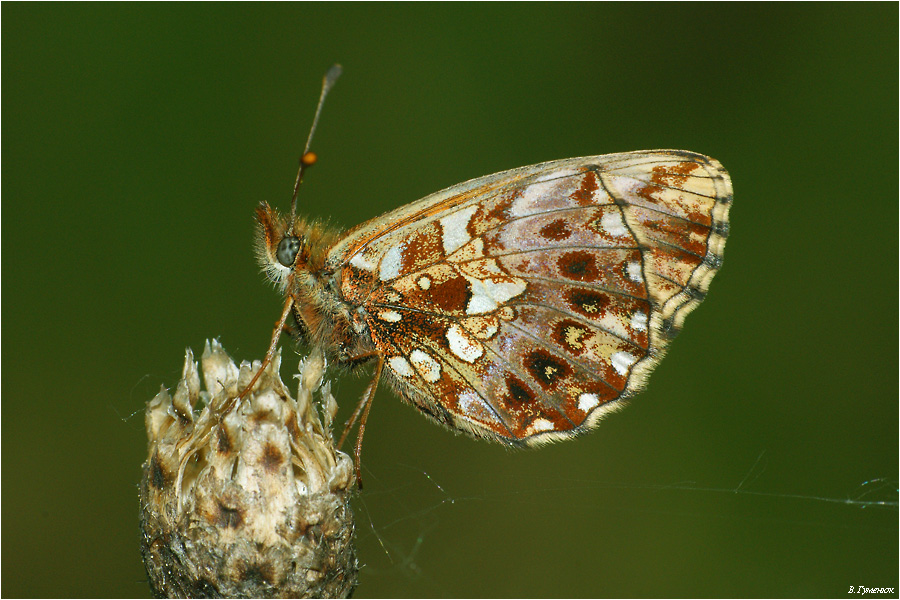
[337,351,381,447]
[336,351,384,489]
[222,295,294,416]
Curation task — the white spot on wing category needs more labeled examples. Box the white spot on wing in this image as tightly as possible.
[512,180,557,217]
[590,184,613,204]
[631,310,648,332]
[379,310,402,322]
[525,418,555,436]
[611,351,638,376]
[388,356,413,378]
[439,205,478,254]
[488,279,525,302]
[601,210,629,237]
[446,324,484,363]
[379,244,403,281]
[627,261,643,283]
[467,292,496,314]
[465,277,527,315]
[417,275,431,290]
[350,252,376,272]
[410,349,441,382]
[578,393,600,412]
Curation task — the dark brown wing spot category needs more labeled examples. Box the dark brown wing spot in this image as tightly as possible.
[505,374,535,404]
[539,219,572,241]
[524,349,572,388]
[566,288,611,317]
[552,319,591,356]
[558,250,601,282]
[428,275,471,313]
[487,193,515,221]
[344,264,378,295]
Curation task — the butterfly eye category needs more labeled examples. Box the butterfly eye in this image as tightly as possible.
[276,236,302,267]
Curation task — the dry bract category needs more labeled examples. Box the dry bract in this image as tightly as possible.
[140,340,356,598]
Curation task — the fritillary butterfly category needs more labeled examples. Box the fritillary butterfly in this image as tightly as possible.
[249,69,732,485]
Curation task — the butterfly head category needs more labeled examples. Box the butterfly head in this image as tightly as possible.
[255,202,337,291]
[255,202,311,289]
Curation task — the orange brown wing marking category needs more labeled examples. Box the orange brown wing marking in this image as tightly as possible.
[394,221,445,275]
[372,264,471,317]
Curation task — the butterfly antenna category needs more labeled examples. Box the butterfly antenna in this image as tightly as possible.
[290,63,342,223]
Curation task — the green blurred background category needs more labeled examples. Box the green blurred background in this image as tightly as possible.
[3,4,897,597]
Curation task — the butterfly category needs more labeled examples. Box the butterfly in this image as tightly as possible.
[243,68,732,486]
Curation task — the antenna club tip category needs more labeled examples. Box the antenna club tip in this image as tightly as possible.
[326,64,343,82]
[301,151,318,167]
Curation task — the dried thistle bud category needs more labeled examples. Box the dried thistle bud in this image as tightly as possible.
[140,340,357,598]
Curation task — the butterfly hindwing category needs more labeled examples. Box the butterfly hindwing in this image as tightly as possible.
[329,150,732,443]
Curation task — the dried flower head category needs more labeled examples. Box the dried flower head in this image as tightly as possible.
[140,340,357,598]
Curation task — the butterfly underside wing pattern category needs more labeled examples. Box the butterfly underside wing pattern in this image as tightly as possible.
[322,150,732,445]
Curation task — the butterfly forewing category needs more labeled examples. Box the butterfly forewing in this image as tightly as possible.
[328,150,732,445]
